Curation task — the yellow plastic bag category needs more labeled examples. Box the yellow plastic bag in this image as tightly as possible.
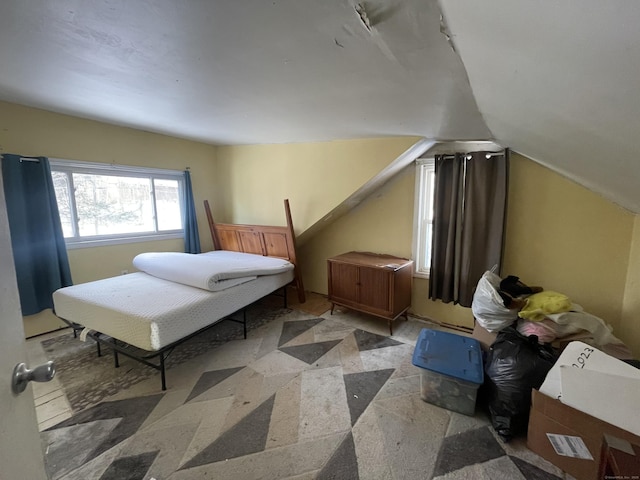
[518,291,572,322]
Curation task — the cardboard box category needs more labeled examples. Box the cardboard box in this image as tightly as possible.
[471,320,497,351]
[527,389,640,480]
[599,435,640,478]
[539,341,640,436]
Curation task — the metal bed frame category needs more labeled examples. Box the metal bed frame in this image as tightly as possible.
[61,286,287,391]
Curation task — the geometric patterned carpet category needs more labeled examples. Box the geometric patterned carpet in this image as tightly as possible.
[40,304,289,413]
[40,304,566,479]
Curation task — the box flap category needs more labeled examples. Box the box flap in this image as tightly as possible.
[560,366,640,436]
[540,341,640,400]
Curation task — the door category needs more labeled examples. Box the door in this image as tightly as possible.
[0,172,48,479]
[358,266,390,315]
[328,261,359,305]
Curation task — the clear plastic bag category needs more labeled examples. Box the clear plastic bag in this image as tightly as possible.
[471,271,519,332]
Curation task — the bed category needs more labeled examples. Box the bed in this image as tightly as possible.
[52,199,305,390]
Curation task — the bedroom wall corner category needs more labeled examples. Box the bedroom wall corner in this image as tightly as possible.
[298,164,415,293]
[502,152,634,341]
[214,137,422,233]
[621,215,640,357]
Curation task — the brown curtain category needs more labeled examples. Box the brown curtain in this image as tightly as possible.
[429,150,509,307]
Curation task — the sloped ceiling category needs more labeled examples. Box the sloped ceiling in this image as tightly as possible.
[0,0,489,144]
[1,1,639,213]
[439,0,640,213]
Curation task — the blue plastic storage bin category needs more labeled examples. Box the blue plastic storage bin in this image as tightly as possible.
[412,328,484,416]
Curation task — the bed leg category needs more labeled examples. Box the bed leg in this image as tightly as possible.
[96,341,102,357]
[283,286,288,308]
[243,309,247,339]
[113,339,120,368]
[160,354,167,391]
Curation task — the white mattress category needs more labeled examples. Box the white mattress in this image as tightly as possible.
[52,270,294,351]
[133,250,294,291]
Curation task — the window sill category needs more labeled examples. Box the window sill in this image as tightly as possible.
[65,233,183,249]
[413,271,430,280]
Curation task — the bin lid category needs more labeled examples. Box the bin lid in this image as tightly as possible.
[411,328,484,384]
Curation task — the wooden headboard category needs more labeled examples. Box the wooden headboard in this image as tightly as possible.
[203,199,305,304]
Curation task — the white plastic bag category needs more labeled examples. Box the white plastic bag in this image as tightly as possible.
[471,271,519,332]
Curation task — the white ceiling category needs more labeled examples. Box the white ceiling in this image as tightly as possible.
[1,1,639,213]
[439,1,640,214]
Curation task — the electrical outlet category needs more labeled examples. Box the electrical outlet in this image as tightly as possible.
[121,270,128,275]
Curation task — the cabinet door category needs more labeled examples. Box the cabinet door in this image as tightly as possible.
[329,261,359,303]
[358,266,390,313]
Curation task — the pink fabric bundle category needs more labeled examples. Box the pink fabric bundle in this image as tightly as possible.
[516,319,557,344]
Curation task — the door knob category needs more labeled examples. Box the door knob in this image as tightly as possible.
[11,361,56,394]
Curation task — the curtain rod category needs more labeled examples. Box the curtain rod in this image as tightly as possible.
[438,151,505,160]
[0,154,39,163]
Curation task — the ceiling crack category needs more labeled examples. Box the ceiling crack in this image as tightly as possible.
[354,3,372,33]
[439,14,456,53]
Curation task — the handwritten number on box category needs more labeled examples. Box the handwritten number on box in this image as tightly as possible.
[571,347,594,369]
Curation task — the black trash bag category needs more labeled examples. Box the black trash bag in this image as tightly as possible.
[483,326,558,442]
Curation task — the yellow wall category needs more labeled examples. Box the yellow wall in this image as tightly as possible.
[621,216,640,355]
[215,138,421,233]
[0,101,218,336]
[503,154,634,334]
[301,165,415,291]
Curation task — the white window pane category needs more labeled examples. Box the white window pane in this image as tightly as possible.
[50,160,186,247]
[423,223,432,271]
[52,171,74,237]
[413,160,435,276]
[154,178,182,231]
[73,173,153,236]
[426,171,435,222]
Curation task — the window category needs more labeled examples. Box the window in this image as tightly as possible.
[50,159,185,248]
[412,158,435,277]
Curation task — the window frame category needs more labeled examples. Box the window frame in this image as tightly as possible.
[412,157,435,278]
[50,158,185,249]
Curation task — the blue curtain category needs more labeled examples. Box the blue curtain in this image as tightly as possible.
[183,170,201,254]
[1,154,73,315]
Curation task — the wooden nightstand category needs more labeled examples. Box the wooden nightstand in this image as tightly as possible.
[327,251,413,335]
